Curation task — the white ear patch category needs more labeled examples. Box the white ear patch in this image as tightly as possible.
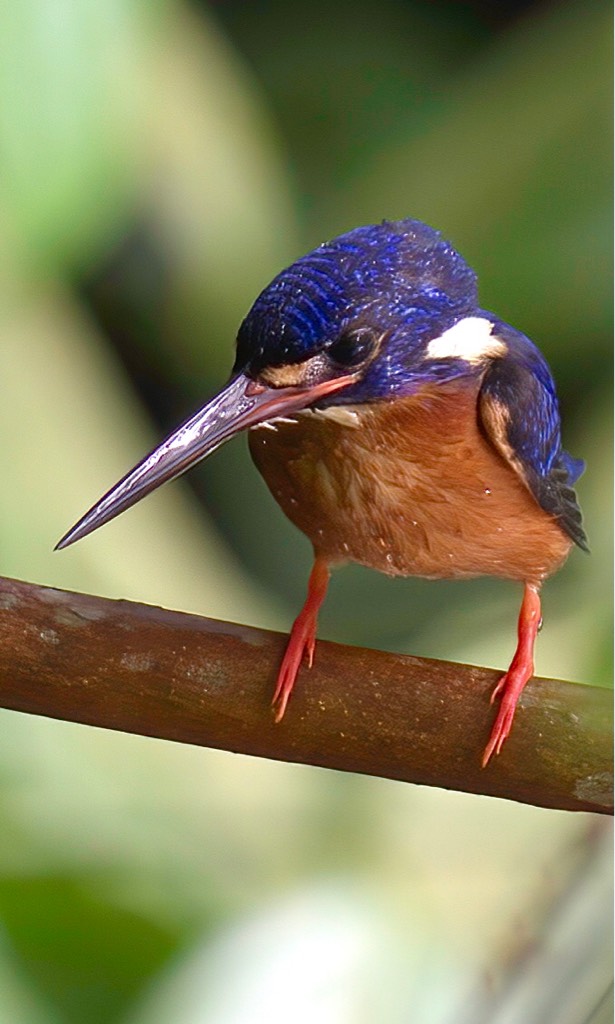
[425,317,506,364]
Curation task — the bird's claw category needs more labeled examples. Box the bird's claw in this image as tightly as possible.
[489,675,507,705]
[482,680,518,766]
[271,557,329,722]
[482,583,540,767]
[271,619,318,722]
[482,657,534,767]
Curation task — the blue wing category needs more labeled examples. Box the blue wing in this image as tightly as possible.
[478,320,588,551]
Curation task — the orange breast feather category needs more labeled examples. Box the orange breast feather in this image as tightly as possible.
[248,379,571,584]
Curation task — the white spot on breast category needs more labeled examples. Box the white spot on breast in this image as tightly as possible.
[314,460,339,506]
[425,317,506,364]
[309,406,362,428]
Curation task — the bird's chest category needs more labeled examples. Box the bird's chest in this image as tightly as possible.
[248,382,570,582]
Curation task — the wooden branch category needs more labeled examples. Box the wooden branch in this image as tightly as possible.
[0,575,611,814]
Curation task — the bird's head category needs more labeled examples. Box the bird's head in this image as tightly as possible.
[57,219,491,549]
[234,218,480,403]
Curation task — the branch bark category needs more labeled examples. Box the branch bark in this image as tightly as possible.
[0,575,611,814]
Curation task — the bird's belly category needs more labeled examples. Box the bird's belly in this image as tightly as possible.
[248,385,571,584]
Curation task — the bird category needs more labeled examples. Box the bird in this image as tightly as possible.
[56,218,587,766]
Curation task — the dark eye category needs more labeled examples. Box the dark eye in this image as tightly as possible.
[327,329,378,369]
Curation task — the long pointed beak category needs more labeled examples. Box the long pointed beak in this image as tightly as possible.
[56,371,356,550]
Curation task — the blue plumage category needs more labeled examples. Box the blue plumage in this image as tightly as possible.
[478,320,587,549]
[235,219,477,386]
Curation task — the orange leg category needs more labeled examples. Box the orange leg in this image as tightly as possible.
[482,583,542,768]
[272,556,330,722]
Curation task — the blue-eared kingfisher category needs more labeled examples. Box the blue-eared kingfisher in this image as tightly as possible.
[57,219,587,766]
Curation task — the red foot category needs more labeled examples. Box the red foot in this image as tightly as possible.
[272,557,330,722]
[482,584,542,767]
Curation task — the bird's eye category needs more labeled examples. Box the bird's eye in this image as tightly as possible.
[327,329,378,369]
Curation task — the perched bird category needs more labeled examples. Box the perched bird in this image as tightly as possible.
[57,219,587,765]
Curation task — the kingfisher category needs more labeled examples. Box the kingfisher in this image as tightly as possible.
[57,219,587,766]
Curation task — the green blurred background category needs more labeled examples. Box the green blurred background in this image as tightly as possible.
[0,0,612,1021]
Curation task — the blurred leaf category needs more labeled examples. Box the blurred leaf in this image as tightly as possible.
[213,0,490,196]
[0,876,179,1024]
[0,930,56,1024]
[0,1,168,277]
[127,883,465,1024]
[140,4,298,383]
[315,1,611,364]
